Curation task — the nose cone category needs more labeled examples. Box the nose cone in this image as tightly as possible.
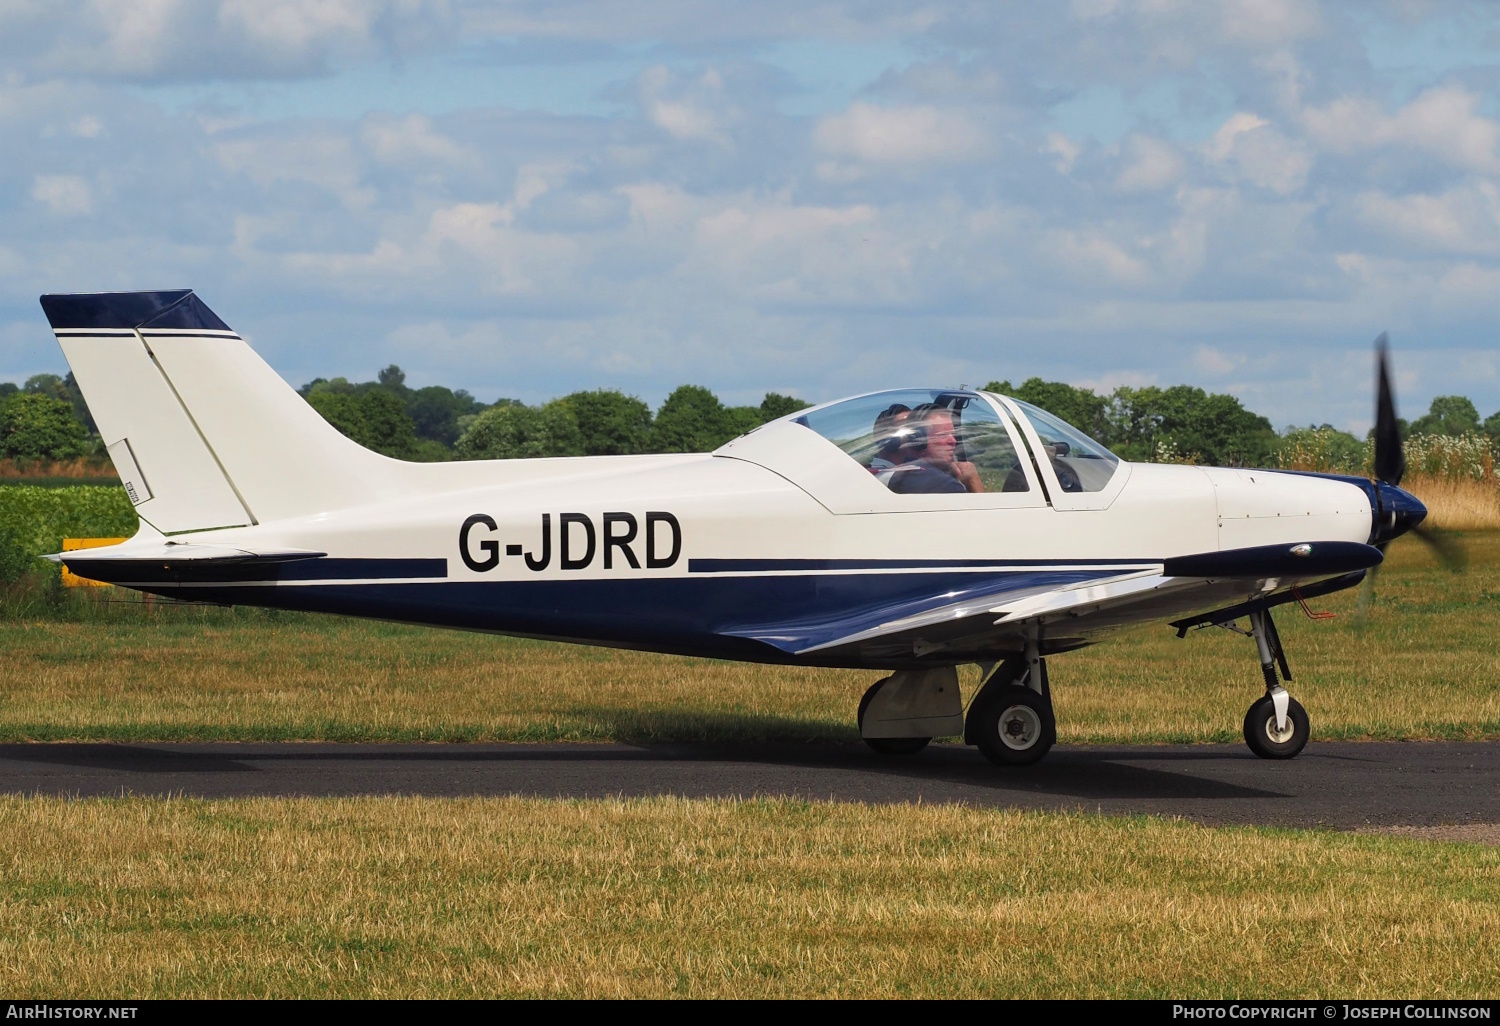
[1372,482,1427,547]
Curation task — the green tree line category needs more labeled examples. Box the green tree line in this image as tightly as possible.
[0,374,95,462]
[294,366,812,460]
[4,365,1500,467]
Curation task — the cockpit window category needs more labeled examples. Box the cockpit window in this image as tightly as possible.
[1003,397,1121,493]
[798,390,1029,494]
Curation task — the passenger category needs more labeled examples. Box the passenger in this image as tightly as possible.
[886,405,985,494]
[868,403,912,475]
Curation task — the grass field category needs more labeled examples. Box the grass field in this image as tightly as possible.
[0,795,1495,998]
[0,532,1494,745]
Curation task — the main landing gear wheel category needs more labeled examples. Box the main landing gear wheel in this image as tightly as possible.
[1243,693,1309,760]
[969,685,1055,767]
[857,678,931,756]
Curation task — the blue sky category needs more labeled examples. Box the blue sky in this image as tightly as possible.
[1,1,1497,433]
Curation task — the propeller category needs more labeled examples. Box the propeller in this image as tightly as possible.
[1355,335,1466,621]
[1372,333,1404,488]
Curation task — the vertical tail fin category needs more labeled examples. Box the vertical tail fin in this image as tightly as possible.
[41,290,398,532]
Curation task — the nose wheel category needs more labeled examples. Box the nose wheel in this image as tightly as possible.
[1242,609,1310,760]
[1244,691,1309,759]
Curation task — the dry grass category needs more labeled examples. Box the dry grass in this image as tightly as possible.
[0,458,117,483]
[1406,475,1500,531]
[0,614,854,742]
[0,795,1496,998]
[0,532,1496,745]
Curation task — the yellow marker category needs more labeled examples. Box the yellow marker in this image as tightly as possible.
[61,537,126,587]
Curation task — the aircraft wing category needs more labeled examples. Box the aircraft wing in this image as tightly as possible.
[739,567,1184,663]
[726,541,1380,665]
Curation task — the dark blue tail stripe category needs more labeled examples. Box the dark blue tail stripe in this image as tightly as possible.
[65,557,446,584]
[40,290,231,331]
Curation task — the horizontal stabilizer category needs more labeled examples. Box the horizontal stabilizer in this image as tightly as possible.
[46,542,327,567]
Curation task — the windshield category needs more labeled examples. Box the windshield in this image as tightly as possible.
[798,390,1030,494]
[1001,397,1121,493]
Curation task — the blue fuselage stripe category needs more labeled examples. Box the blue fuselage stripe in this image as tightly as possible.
[278,558,447,581]
[688,557,1156,572]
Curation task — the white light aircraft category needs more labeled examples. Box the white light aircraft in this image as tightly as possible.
[41,291,1434,766]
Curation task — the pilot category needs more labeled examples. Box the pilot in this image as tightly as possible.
[886,405,985,494]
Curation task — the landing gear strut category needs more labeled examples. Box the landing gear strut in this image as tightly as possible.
[965,638,1056,767]
[1242,608,1310,760]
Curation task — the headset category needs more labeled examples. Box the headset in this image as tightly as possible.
[873,403,915,455]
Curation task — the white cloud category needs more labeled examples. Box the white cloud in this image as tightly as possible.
[68,114,103,137]
[214,131,374,208]
[1433,262,1500,313]
[31,174,92,215]
[1207,112,1309,194]
[690,195,903,304]
[361,113,469,166]
[1352,182,1500,256]
[1302,85,1500,175]
[1209,112,1268,161]
[1044,132,1081,174]
[1043,229,1151,287]
[814,102,990,167]
[1115,135,1184,193]
[215,0,375,53]
[636,65,734,148]
[1192,345,1245,376]
[7,0,453,81]
[1216,0,1323,47]
[513,162,576,209]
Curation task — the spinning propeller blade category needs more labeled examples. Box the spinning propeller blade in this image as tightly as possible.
[1410,522,1468,572]
[1356,335,1466,622]
[1373,333,1405,488]
[1354,563,1378,623]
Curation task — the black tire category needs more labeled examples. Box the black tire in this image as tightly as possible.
[1242,694,1310,760]
[969,685,1055,766]
[857,678,931,756]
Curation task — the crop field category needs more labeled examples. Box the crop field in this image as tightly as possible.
[0,531,1495,744]
[0,795,1496,998]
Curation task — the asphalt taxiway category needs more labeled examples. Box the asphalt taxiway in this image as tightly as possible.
[2,740,1496,829]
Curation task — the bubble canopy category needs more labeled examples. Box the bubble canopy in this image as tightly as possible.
[794,388,1120,496]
